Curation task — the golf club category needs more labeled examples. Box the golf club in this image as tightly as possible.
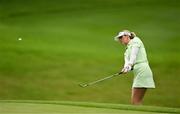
[79,72,123,88]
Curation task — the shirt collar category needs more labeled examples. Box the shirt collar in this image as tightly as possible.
[127,39,133,46]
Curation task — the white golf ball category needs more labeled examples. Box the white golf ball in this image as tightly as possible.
[18,38,22,41]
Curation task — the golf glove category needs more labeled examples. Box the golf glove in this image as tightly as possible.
[121,64,132,73]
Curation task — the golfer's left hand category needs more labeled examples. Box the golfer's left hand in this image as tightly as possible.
[121,64,132,73]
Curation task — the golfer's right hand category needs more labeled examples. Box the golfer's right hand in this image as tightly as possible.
[121,65,132,73]
[121,68,127,74]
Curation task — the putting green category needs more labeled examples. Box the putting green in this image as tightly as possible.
[0,103,161,114]
[0,100,179,114]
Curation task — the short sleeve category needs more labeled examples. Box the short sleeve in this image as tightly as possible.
[131,41,141,47]
[129,37,141,48]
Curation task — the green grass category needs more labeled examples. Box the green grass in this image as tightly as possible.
[0,0,180,108]
[1,100,180,114]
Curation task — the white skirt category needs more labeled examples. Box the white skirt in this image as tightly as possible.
[132,62,155,88]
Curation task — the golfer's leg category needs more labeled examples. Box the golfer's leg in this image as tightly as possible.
[131,88,147,105]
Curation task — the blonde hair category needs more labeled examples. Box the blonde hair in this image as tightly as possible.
[122,30,136,39]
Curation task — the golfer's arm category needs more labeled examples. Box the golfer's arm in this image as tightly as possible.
[124,56,129,67]
[129,46,139,65]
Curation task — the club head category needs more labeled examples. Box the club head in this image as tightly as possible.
[79,83,88,88]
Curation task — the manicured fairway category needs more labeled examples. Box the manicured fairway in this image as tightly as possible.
[0,100,180,114]
[1,103,158,114]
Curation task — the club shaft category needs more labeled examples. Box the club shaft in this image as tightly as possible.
[86,72,122,86]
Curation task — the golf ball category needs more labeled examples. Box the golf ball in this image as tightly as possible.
[18,38,22,41]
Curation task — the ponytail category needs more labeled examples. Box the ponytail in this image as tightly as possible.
[130,32,136,39]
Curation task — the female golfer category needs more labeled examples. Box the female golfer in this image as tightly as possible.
[114,30,155,105]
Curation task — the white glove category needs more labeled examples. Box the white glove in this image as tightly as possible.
[121,64,132,73]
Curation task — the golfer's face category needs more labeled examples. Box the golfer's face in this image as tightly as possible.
[119,35,129,45]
